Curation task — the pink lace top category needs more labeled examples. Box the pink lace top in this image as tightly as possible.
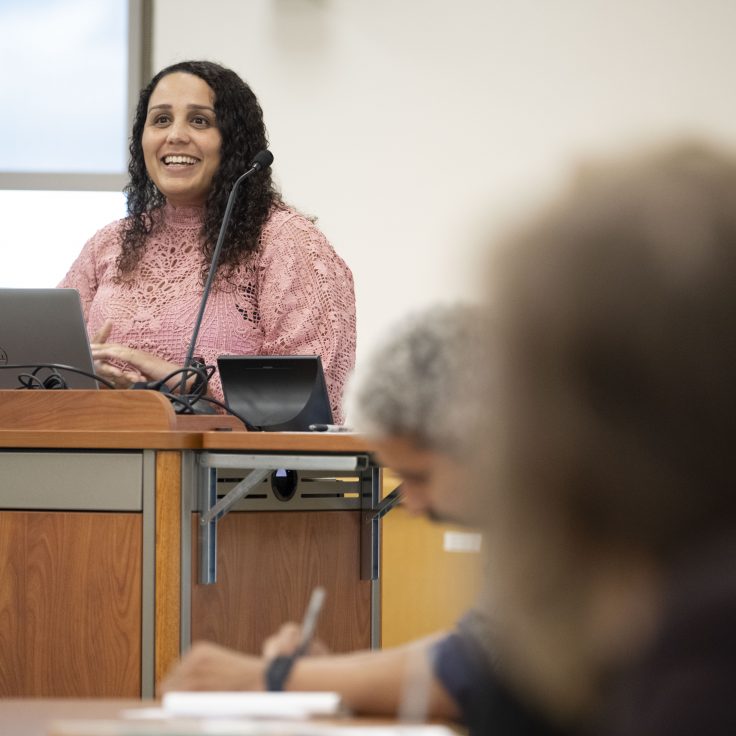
[59,203,356,422]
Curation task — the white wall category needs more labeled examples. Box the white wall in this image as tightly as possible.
[154,0,736,365]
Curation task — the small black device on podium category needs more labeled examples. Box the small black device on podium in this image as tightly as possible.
[218,355,333,431]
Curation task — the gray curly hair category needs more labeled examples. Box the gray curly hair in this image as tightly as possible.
[346,303,485,454]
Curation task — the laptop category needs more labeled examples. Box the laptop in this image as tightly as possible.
[0,288,97,389]
[217,355,333,431]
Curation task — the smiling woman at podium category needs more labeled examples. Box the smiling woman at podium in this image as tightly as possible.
[59,60,355,422]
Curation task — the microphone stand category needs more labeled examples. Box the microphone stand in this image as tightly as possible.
[176,153,273,405]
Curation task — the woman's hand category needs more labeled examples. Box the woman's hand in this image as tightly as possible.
[91,319,179,389]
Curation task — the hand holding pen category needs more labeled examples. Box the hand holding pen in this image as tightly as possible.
[264,587,326,691]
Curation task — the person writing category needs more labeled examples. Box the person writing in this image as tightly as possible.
[161,305,560,736]
[59,60,355,420]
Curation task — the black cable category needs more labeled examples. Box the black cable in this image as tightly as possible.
[131,363,260,431]
[131,364,214,395]
[16,371,48,390]
[177,393,260,431]
[0,363,117,390]
[0,361,260,430]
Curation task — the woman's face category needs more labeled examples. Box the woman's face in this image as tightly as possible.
[142,72,222,207]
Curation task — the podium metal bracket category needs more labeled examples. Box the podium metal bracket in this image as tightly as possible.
[196,452,367,585]
[371,485,402,522]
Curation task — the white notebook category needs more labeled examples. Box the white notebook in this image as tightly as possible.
[162,691,343,719]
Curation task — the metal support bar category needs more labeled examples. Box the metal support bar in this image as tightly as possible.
[198,463,218,584]
[196,453,368,585]
[358,465,384,649]
[199,468,271,526]
[198,452,364,472]
[360,466,383,582]
[371,485,402,521]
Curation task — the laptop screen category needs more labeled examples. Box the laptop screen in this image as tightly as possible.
[217,355,333,431]
[0,288,97,389]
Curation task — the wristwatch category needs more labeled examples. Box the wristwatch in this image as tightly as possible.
[264,655,297,691]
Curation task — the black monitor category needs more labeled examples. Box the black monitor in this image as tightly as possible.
[217,355,333,431]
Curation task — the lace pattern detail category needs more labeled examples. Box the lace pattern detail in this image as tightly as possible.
[59,204,356,422]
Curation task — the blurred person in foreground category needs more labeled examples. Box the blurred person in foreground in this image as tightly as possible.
[481,141,736,735]
[162,304,557,735]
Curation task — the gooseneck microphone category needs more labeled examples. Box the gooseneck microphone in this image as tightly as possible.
[176,149,274,400]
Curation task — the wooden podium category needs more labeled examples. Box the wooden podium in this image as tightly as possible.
[0,391,379,698]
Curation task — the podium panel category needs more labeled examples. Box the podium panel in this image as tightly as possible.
[0,511,141,696]
[191,510,372,654]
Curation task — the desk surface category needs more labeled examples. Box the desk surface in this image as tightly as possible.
[0,699,457,736]
[0,429,203,449]
[0,699,148,736]
[200,430,372,453]
[0,429,374,453]
[0,391,375,454]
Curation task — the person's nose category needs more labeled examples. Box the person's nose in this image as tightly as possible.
[166,120,190,145]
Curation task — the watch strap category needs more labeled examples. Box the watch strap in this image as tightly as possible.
[264,655,296,692]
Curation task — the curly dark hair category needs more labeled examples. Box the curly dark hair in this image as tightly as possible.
[118,60,280,283]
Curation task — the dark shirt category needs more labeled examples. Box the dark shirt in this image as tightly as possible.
[600,536,736,736]
[432,611,566,736]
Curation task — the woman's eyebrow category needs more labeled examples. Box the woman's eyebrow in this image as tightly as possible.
[148,103,216,113]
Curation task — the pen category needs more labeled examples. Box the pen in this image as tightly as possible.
[264,586,326,691]
[309,424,353,433]
[294,586,326,656]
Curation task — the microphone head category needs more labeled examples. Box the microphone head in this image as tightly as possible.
[250,150,274,171]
